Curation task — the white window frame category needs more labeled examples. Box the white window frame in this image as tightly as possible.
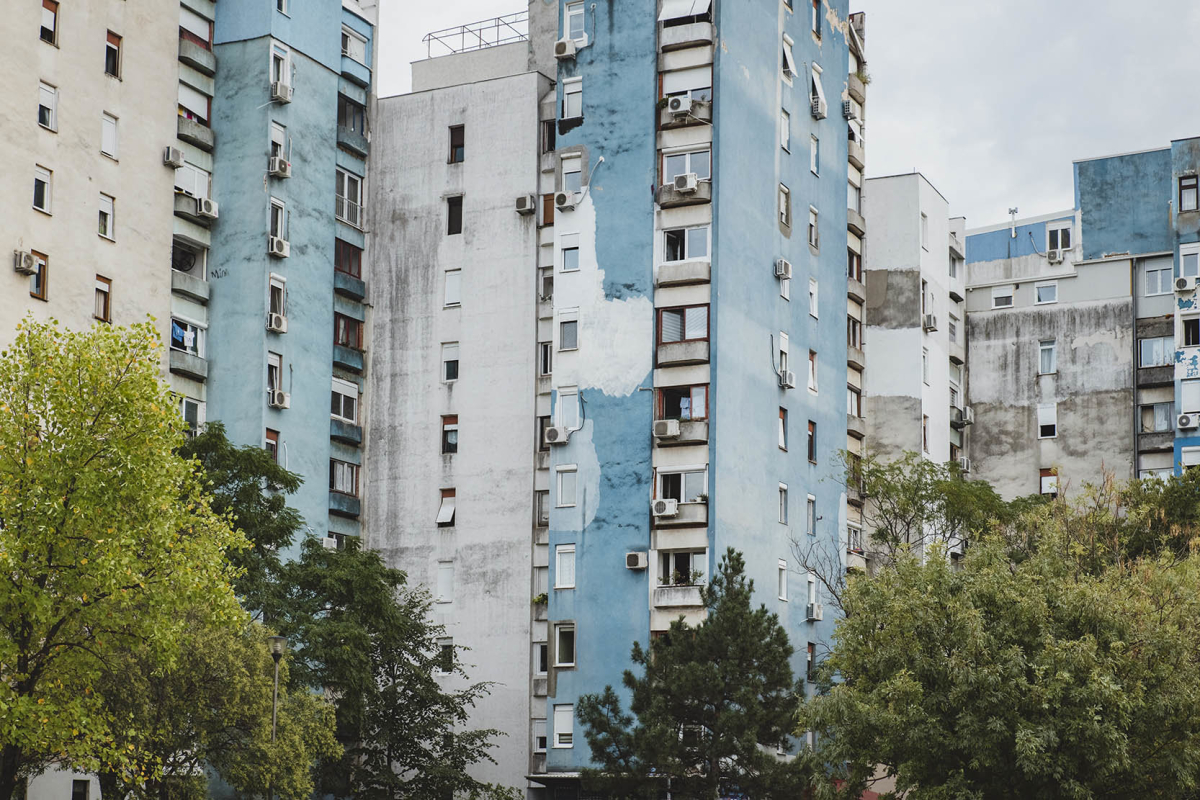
[564,2,587,44]
[780,109,790,152]
[1035,282,1058,305]
[330,460,359,496]
[662,225,710,263]
[1184,380,1200,414]
[533,720,548,754]
[922,347,930,385]
[662,148,711,185]
[555,544,576,589]
[180,396,206,434]
[271,43,291,84]
[561,156,582,194]
[98,194,115,240]
[444,269,462,308]
[808,206,819,249]
[810,64,827,111]
[1047,221,1072,252]
[270,198,287,239]
[561,232,581,271]
[1039,340,1057,375]
[267,352,283,394]
[778,560,788,601]
[991,285,1014,309]
[562,78,583,120]
[1145,261,1172,296]
[553,704,574,748]
[558,386,580,429]
[1037,403,1058,439]
[99,112,118,159]
[779,184,791,226]
[170,316,205,357]
[341,25,367,63]
[810,135,819,175]
[436,492,456,525]
[781,34,797,83]
[559,313,579,352]
[441,342,459,383]
[778,483,788,524]
[33,165,52,213]
[656,465,707,504]
[331,378,359,424]
[556,465,578,508]
[38,83,57,131]
[1182,244,1200,279]
[174,162,211,199]
[806,495,816,535]
[554,624,576,667]
[336,169,363,228]
[807,350,818,393]
[270,122,287,160]
[436,561,454,603]
[808,278,818,318]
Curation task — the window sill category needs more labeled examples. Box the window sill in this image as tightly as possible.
[38,124,56,134]
[33,207,52,217]
[99,234,115,243]
[101,153,118,162]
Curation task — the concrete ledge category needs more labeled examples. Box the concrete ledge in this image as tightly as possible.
[178,39,216,76]
[847,208,866,237]
[847,414,866,440]
[658,340,709,367]
[847,344,865,370]
[848,276,866,303]
[653,584,703,608]
[1138,430,1174,452]
[659,21,714,51]
[848,72,866,103]
[330,418,362,445]
[171,270,209,303]
[949,340,966,365]
[173,193,212,226]
[656,420,708,447]
[337,125,369,157]
[329,491,360,518]
[1137,365,1173,387]
[659,100,712,130]
[333,344,364,374]
[654,501,707,528]
[657,260,710,287]
[656,181,711,208]
[848,140,865,171]
[177,117,214,151]
[334,270,366,300]
[949,232,965,259]
[169,350,208,381]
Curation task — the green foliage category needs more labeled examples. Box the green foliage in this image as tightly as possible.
[0,321,245,800]
[578,549,815,799]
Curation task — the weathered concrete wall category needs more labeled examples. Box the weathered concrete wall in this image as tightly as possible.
[412,42,530,92]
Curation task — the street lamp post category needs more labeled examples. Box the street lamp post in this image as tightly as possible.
[267,636,286,800]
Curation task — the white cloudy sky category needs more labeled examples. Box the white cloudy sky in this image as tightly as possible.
[379,0,1200,227]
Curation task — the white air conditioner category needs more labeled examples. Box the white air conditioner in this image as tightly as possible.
[811,97,828,119]
[1046,249,1063,264]
[779,370,797,389]
[653,419,680,439]
[515,194,537,215]
[163,146,185,168]
[268,390,290,409]
[13,250,36,275]
[268,157,292,178]
[842,100,856,120]
[267,313,288,333]
[544,425,571,445]
[268,236,290,258]
[958,456,972,473]
[1176,276,1198,293]
[961,406,975,425]
[270,81,293,103]
[651,498,679,518]
[774,258,793,279]
[625,551,648,570]
[923,314,938,332]
[806,603,824,621]
[555,191,576,211]
[321,536,339,550]
[1179,413,1199,430]
[554,38,577,59]
[667,96,688,114]
[195,197,219,219]
[673,172,699,193]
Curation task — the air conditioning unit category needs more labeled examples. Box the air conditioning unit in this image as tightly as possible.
[1176,276,1198,293]
[555,191,577,211]
[268,157,292,178]
[268,390,291,409]
[653,419,680,439]
[13,250,36,275]
[163,146,185,168]
[811,97,828,119]
[779,370,797,389]
[806,603,824,621]
[667,96,688,115]
[673,172,699,193]
[958,456,972,473]
[321,536,339,550]
[774,258,793,279]
[625,551,648,570]
[267,313,288,333]
[268,236,290,258]
[544,425,571,445]
[842,100,856,120]
[961,406,975,425]
[923,314,938,332]
[515,194,537,215]
[651,498,679,518]
[195,197,219,219]
[1179,413,1199,430]
[553,38,577,59]
[270,81,293,103]
[1046,249,1063,264]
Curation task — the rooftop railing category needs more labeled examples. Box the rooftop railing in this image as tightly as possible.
[423,11,528,57]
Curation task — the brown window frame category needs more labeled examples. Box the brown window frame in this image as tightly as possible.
[448,125,465,164]
[41,0,58,44]
[807,420,816,463]
[94,275,112,323]
[1182,175,1199,213]
[335,238,362,278]
[105,31,122,78]
[540,193,555,227]
[657,305,710,345]
[334,313,363,350]
[29,251,48,301]
[656,384,709,421]
[848,248,862,282]
[848,385,862,418]
[265,429,279,462]
[441,414,458,454]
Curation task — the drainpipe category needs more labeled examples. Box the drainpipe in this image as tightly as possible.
[1131,258,1139,478]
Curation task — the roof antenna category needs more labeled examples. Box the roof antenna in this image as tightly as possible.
[1008,207,1019,239]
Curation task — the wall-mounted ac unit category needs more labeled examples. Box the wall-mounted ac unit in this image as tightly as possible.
[544,425,571,445]
[267,313,288,333]
[653,419,680,439]
[625,552,648,570]
[554,191,576,211]
[163,147,185,168]
[1179,413,1199,430]
[553,38,577,59]
[1176,276,1197,293]
[268,157,292,178]
[673,172,699,193]
[774,258,793,279]
[13,250,36,275]
[1046,249,1063,264]
[961,406,975,425]
[958,456,972,473]
[922,314,938,332]
[667,96,689,115]
[268,236,290,258]
[515,194,537,215]
[806,603,824,621]
[195,197,219,219]
[268,390,290,409]
[270,82,293,103]
[842,100,856,120]
[321,536,339,550]
[779,370,796,389]
[811,97,828,119]
[652,498,679,518]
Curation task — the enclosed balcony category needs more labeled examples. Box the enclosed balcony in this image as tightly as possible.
[652,584,704,608]
[656,180,712,209]
[657,340,709,367]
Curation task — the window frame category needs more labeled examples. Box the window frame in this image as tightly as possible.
[662,225,710,263]
[448,124,465,164]
[444,269,462,308]
[442,342,459,382]
[1145,262,1172,296]
[807,420,816,463]
[559,319,579,351]
[98,194,115,240]
[1182,175,1199,214]
[991,285,1014,309]
[340,24,367,63]
[333,313,364,350]
[778,483,788,524]
[1035,281,1058,305]
[778,560,788,601]
[38,82,57,131]
[29,251,49,301]
[335,168,363,228]
[657,384,709,421]
[41,0,58,44]
[808,207,819,249]
[778,406,788,450]
[556,465,578,508]
[806,495,816,535]
[104,31,122,78]
[331,378,359,424]
[807,350,818,393]
[335,238,362,278]
[436,488,456,527]
[780,109,790,152]
[1039,340,1057,375]
[553,705,574,748]
[779,184,791,227]
[1037,403,1058,439]
[329,459,360,497]
[441,414,458,455]
[555,544,576,589]
[656,466,708,505]
[562,78,583,120]
[33,165,52,214]
[662,148,711,185]
[781,34,797,83]
[1047,221,1073,252]
[657,305,709,345]
[101,113,119,159]
[446,195,463,235]
[270,198,287,240]
[810,135,819,175]
[808,278,819,318]
[94,276,112,323]
[564,1,587,43]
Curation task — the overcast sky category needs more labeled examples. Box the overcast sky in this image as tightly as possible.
[379,0,1200,227]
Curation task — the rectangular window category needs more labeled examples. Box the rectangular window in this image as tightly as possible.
[948,314,959,342]
[105,32,121,77]
[94,276,112,322]
[920,212,929,250]
[922,415,930,452]
[447,196,463,235]
[330,460,359,496]
[1037,403,1057,439]
[33,166,51,213]
[658,468,707,504]
[541,120,556,154]
[1185,380,1200,413]
[1038,340,1057,374]
[41,0,58,43]
[557,466,578,507]
[335,239,362,278]
[539,343,553,376]
[1035,282,1058,304]
[29,251,48,301]
[658,385,708,421]
[778,407,788,449]
[1047,222,1072,252]
[810,135,819,175]
[1139,336,1172,367]
[807,351,818,392]
[38,83,56,130]
[533,720,548,754]
[556,544,576,589]
[272,44,289,83]
[558,388,580,429]
[808,207,819,248]
[562,246,580,272]
[810,65,827,114]
[441,415,458,454]
[663,149,711,185]
[922,348,930,385]
[1184,245,1200,278]
[536,490,550,526]
[779,184,791,226]
[180,398,205,437]
[658,305,708,344]
[808,279,819,318]
[1145,262,1172,296]
[101,113,118,158]
[781,34,797,82]
[335,169,363,227]
[848,249,862,281]
[563,79,583,119]
[170,318,203,356]
[811,0,821,34]
[663,226,709,262]
[565,1,585,40]
[448,125,465,164]
[97,194,115,240]
[436,488,456,526]
[336,95,365,136]
[331,378,358,423]
[340,25,367,63]
[444,270,462,307]
[1182,175,1199,213]
[270,199,287,239]
[1040,468,1058,498]
[807,642,816,682]
[659,550,707,586]
[561,156,582,194]
[178,83,210,125]
[780,109,790,152]
[276,0,288,13]
[560,320,578,350]
[1140,402,1175,433]
[436,638,453,673]
[847,385,861,417]
[806,496,816,535]
[1185,317,1200,348]
[72,781,88,800]
[778,560,788,600]
[267,352,282,394]
[850,315,865,347]
[181,7,213,49]
[174,163,211,199]
[778,484,788,524]
[442,342,459,382]
[437,562,454,603]
[848,181,861,213]
[554,625,576,666]
[334,314,363,350]
[553,705,574,748]
[807,420,816,463]
[662,66,712,103]
[991,285,1014,309]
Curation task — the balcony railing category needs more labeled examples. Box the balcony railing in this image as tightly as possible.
[336,196,362,228]
[423,11,528,57]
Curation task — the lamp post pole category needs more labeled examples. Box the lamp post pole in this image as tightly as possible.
[268,636,287,800]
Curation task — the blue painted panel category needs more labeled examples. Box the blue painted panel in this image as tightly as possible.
[965,218,1070,263]
[1075,149,1172,260]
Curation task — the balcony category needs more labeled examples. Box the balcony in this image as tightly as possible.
[847,344,865,371]
[654,501,708,528]
[169,350,208,381]
[173,193,214,227]
[329,491,361,519]
[1138,430,1174,453]
[949,232,965,260]
[659,99,712,130]
[654,420,709,447]
[847,483,865,507]
[659,21,714,51]
[949,339,966,365]
[848,72,867,104]
[341,54,370,87]
[333,344,365,374]
[337,125,369,158]
[1137,365,1174,388]
[330,418,362,445]
[657,340,709,367]
[847,208,866,237]
[847,414,866,440]
[178,38,216,76]
[656,259,710,287]
[847,275,866,303]
[334,270,366,301]
[848,139,865,171]
[171,270,209,303]
[177,116,214,151]
[652,584,704,608]
[656,180,712,209]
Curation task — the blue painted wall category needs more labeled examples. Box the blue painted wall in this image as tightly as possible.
[1074,148,1172,261]
[965,216,1072,263]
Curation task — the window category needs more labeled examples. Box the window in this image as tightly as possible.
[174,163,211,199]
[29,251,48,301]
[991,285,1014,309]
[1183,245,1200,278]
[335,169,363,227]
[533,720,548,754]
[848,181,861,213]
[557,466,578,507]
[847,385,861,417]
[659,385,708,421]
[536,490,550,526]
[848,248,862,281]
[560,320,578,350]
[558,388,580,429]
[98,194,114,240]
[810,65,827,114]
[1145,261,1172,296]
[1184,380,1200,413]
[1047,222,1072,252]
[1035,282,1058,304]
[922,348,930,385]
[41,0,57,44]
[808,279,819,318]
[561,156,582,195]
[181,7,212,49]
[1037,403,1057,439]
[779,185,791,226]
[441,415,458,454]
[950,385,960,408]
[807,420,816,463]
[920,212,929,250]
[330,460,359,496]
[537,415,552,450]
[778,484,788,524]
[806,496,816,535]
[807,350,818,392]
[270,199,287,239]
[335,239,362,278]
[337,95,365,136]
[811,0,821,34]
[663,149,710,184]
[659,549,707,585]
[436,488,456,526]
[1040,468,1058,498]
[658,467,707,504]
[948,314,958,342]
[553,705,574,748]
[272,44,290,84]
[781,34,797,82]
[267,352,282,394]
[442,342,459,382]
[808,207,819,249]
[778,560,788,600]
[562,245,580,272]
[33,166,51,213]
[1141,402,1174,433]
[448,125,465,163]
[446,196,463,235]
[806,641,817,681]
[662,65,712,103]
[779,333,789,376]
[436,562,454,603]
[1039,340,1057,374]
[562,78,583,119]
[94,277,112,322]
[177,82,210,126]
[1182,175,1199,213]
[778,407,788,449]
[539,343,553,376]
[276,0,288,13]
[663,226,709,262]
[171,318,203,356]
[444,270,462,307]
[101,113,118,158]
[437,638,454,671]
[180,398,205,437]
[780,109,790,151]
[334,314,363,350]
[105,32,121,78]
[38,83,56,130]
[541,120,556,154]
[922,415,929,452]
[72,781,87,800]
[810,136,819,175]
[331,378,358,423]
[262,427,278,460]
[921,280,929,316]
[1139,336,1172,367]
[658,305,708,344]
[565,1,585,41]
[1186,317,1200,348]
[341,25,367,63]
[556,545,576,589]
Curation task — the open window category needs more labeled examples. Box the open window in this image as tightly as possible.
[657,467,707,504]
[661,65,712,103]
[658,549,707,586]
[781,33,797,82]
[658,384,708,420]
[658,0,712,27]
[436,488,456,526]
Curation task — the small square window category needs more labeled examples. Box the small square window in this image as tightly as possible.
[1035,283,1058,305]
[1047,222,1073,252]
[562,246,580,272]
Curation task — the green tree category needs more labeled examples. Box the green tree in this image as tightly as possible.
[577,549,813,800]
[278,538,512,800]
[0,321,245,800]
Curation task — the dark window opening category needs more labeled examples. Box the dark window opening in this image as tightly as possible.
[335,238,362,278]
[447,196,463,235]
[448,125,465,163]
[658,385,708,421]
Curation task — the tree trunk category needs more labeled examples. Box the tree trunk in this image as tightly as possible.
[0,744,24,800]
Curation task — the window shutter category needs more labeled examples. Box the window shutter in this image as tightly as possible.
[178,83,209,122]
[661,310,683,343]
[684,307,707,340]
